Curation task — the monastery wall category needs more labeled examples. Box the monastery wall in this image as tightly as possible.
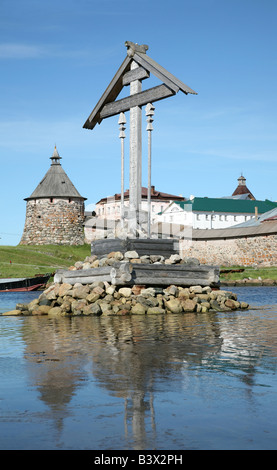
[179,228,277,266]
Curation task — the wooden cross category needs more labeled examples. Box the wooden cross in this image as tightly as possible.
[83,42,197,237]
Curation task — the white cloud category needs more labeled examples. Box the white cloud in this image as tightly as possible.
[0,43,89,60]
[0,42,118,61]
[0,43,43,59]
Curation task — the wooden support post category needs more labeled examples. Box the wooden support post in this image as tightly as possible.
[146,103,155,238]
[118,112,126,227]
[122,66,150,86]
[129,61,142,234]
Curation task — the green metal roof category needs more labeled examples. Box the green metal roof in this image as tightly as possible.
[174,198,277,214]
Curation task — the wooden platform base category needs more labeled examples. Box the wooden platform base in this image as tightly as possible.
[54,262,219,288]
[91,238,179,258]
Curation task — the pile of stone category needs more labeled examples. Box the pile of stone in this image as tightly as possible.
[3,280,249,317]
[2,250,249,317]
[68,251,200,270]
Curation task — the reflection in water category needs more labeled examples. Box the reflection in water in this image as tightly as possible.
[8,303,275,450]
[1,286,277,450]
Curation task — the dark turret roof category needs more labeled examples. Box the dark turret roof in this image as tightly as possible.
[24,147,86,201]
[232,175,255,200]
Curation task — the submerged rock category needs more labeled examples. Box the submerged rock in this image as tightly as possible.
[2,310,23,316]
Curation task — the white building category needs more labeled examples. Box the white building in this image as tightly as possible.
[157,197,277,230]
[85,175,277,239]
[94,185,184,222]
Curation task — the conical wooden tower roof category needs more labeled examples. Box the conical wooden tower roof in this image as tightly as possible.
[24,147,86,201]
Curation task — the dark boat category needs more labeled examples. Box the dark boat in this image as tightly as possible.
[0,274,51,292]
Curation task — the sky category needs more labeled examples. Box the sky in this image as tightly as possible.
[0,0,277,245]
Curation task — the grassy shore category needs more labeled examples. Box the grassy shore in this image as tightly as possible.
[220,266,277,281]
[0,244,91,278]
[0,245,277,282]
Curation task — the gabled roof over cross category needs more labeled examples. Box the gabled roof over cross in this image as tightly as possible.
[83,41,197,130]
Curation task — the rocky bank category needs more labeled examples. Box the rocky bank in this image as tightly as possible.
[2,250,249,316]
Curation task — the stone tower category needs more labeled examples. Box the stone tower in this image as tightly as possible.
[20,147,87,245]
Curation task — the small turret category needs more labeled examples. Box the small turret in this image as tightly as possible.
[50,145,62,165]
[232,174,255,200]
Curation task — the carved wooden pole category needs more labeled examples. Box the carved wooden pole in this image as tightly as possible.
[129,61,142,234]
[146,103,155,238]
[118,112,126,227]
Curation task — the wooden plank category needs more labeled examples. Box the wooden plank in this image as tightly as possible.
[134,52,197,95]
[130,277,216,287]
[54,263,132,286]
[122,66,150,86]
[60,275,112,285]
[130,263,219,287]
[54,263,219,288]
[54,266,112,283]
[56,266,111,278]
[91,238,178,257]
[100,85,175,119]
[83,55,132,130]
[131,264,218,275]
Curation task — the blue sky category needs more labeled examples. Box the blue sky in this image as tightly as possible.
[1,0,277,245]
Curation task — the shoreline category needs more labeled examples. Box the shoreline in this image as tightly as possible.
[221,279,277,287]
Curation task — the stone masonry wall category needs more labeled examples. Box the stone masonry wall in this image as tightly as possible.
[20,198,85,245]
[180,234,277,266]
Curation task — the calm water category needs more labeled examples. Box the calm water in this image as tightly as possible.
[0,287,277,450]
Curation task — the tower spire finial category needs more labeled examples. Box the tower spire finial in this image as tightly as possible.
[50,145,62,165]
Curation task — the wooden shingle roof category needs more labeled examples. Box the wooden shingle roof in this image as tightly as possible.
[25,147,86,201]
